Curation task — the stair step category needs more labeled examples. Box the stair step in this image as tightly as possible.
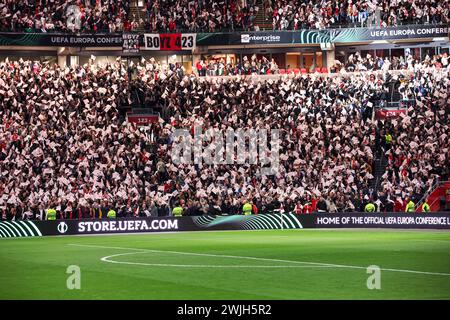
[130,1,275,32]
[254,0,269,30]
[129,4,146,32]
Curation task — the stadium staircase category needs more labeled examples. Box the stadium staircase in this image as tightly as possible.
[130,86,164,115]
[370,124,389,194]
[415,181,450,212]
[129,2,146,33]
[369,75,403,192]
[117,104,132,118]
[371,155,388,192]
[129,0,272,32]
[388,79,402,104]
[118,86,165,126]
[254,0,272,31]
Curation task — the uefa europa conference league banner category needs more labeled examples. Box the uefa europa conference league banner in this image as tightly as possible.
[197,25,449,45]
[0,32,123,47]
[0,25,447,47]
[0,213,449,238]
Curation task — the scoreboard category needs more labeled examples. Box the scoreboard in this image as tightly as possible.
[143,33,196,51]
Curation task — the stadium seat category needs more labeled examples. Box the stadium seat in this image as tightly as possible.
[321,67,328,73]
[315,68,321,73]
[300,68,307,74]
[287,69,293,74]
[293,68,300,74]
[266,69,272,74]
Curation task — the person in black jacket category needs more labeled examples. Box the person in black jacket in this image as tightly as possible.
[185,200,201,216]
[158,204,170,217]
[317,198,327,213]
[284,199,295,213]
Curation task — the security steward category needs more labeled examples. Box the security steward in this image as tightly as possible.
[172,205,183,217]
[364,202,376,213]
[385,133,393,151]
[243,202,253,215]
[107,208,117,219]
[405,198,415,212]
[422,201,430,212]
[46,207,57,220]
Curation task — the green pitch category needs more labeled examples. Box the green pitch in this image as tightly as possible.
[1,229,449,299]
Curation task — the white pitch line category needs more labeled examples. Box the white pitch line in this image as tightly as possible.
[68,243,450,276]
[101,251,338,268]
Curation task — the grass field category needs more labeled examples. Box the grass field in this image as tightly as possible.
[0,229,449,300]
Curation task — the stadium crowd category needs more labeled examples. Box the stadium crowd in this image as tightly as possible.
[267,0,449,30]
[0,0,448,33]
[0,0,131,33]
[141,0,259,32]
[0,54,448,220]
[189,51,449,77]
[196,55,279,76]
[0,0,259,33]
[334,51,450,73]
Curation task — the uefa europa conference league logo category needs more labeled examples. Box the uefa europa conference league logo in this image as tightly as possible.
[172,126,280,176]
[57,222,68,234]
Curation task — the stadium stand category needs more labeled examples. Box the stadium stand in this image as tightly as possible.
[0,0,131,33]
[1,1,448,33]
[0,1,448,221]
[0,53,448,219]
[187,52,448,76]
[267,0,450,30]
[139,0,259,32]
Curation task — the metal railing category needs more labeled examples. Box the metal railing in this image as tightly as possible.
[1,17,448,34]
[415,180,449,210]
[191,68,448,82]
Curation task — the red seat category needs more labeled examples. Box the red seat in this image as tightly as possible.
[321,67,328,73]
[300,68,307,74]
[279,69,286,74]
[287,69,293,74]
[315,68,321,73]
[266,69,272,74]
[293,68,300,74]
